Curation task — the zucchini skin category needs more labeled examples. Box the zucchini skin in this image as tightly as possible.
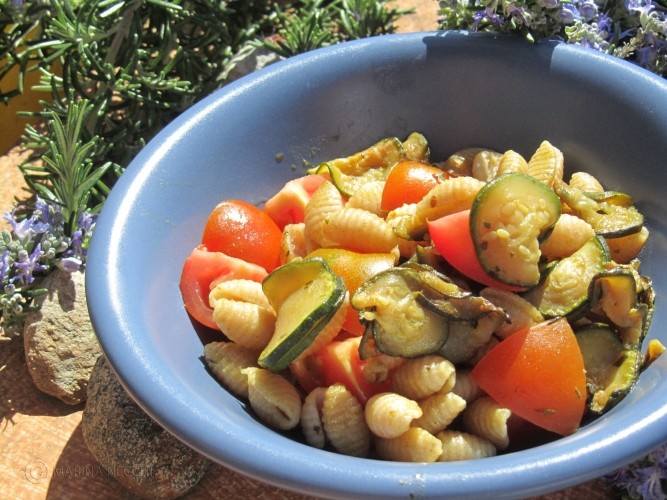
[470,173,561,287]
[523,235,610,319]
[259,258,346,372]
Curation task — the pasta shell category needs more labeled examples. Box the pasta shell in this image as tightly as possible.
[209,278,271,309]
[497,150,528,176]
[375,427,443,462]
[391,355,455,400]
[346,179,386,217]
[606,226,649,264]
[243,367,301,431]
[203,341,259,398]
[526,140,564,188]
[451,369,482,403]
[441,147,488,177]
[304,181,344,247]
[322,384,370,457]
[280,223,309,264]
[321,207,398,253]
[437,430,497,461]
[569,171,604,192]
[462,396,511,450]
[210,297,276,351]
[413,391,467,434]
[539,213,595,261]
[301,387,327,449]
[471,150,502,182]
[365,392,422,439]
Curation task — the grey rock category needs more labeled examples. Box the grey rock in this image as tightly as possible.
[23,269,101,405]
[82,356,210,499]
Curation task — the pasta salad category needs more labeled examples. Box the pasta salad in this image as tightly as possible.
[179,133,662,462]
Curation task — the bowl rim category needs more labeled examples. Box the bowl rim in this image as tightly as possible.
[86,30,667,499]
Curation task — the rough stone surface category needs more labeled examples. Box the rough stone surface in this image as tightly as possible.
[82,356,211,499]
[23,269,101,405]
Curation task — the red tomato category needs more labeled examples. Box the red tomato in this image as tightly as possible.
[306,249,395,335]
[201,200,282,272]
[179,245,268,329]
[471,318,587,436]
[310,337,390,404]
[381,160,447,211]
[264,175,327,229]
[428,210,524,292]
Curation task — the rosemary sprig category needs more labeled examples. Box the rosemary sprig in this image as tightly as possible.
[20,99,112,234]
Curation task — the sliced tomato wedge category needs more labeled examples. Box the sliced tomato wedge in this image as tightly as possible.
[264,174,327,229]
[310,337,390,404]
[179,245,268,329]
[471,318,587,436]
[428,210,525,291]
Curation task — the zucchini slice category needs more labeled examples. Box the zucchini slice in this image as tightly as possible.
[556,183,644,238]
[323,137,404,176]
[470,173,561,287]
[523,236,610,318]
[575,324,640,415]
[259,258,346,371]
[589,266,652,346]
[351,265,505,358]
[402,132,430,162]
[351,268,449,358]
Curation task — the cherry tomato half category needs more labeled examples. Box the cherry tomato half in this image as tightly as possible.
[201,200,282,272]
[381,160,448,211]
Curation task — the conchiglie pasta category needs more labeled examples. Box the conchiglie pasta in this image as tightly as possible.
[606,226,649,264]
[301,387,327,449]
[204,341,259,399]
[569,171,604,192]
[210,297,276,350]
[539,213,596,261]
[361,354,405,384]
[462,396,511,450]
[412,176,486,230]
[413,391,467,434]
[471,150,502,182]
[209,278,272,307]
[242,367,301,431]
[304,181,345,247]
[322,383,370,457]
[345,179,386,216]
[442,147,487,177]
[365,392,422,439]
[497,150,528,177]
[280,223,309,264]
[391,355,455,401]
[375,427,443,463]
[526,140,564,188]
[320,207,398,254]
[451,368,482,403]
[437,430,497,461]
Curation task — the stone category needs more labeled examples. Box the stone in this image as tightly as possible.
[82,356,210,499]
[23,269,101,405]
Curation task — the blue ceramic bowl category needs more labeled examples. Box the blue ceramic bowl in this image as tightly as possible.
[87,31,667,498]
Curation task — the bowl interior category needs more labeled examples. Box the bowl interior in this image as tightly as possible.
[87,31,667,499]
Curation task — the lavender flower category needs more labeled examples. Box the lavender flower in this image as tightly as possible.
[0,197,97,338]
[14,244,48,286]
[605,443,667,499]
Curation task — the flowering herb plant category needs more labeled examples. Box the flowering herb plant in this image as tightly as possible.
[438,0,667,77]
